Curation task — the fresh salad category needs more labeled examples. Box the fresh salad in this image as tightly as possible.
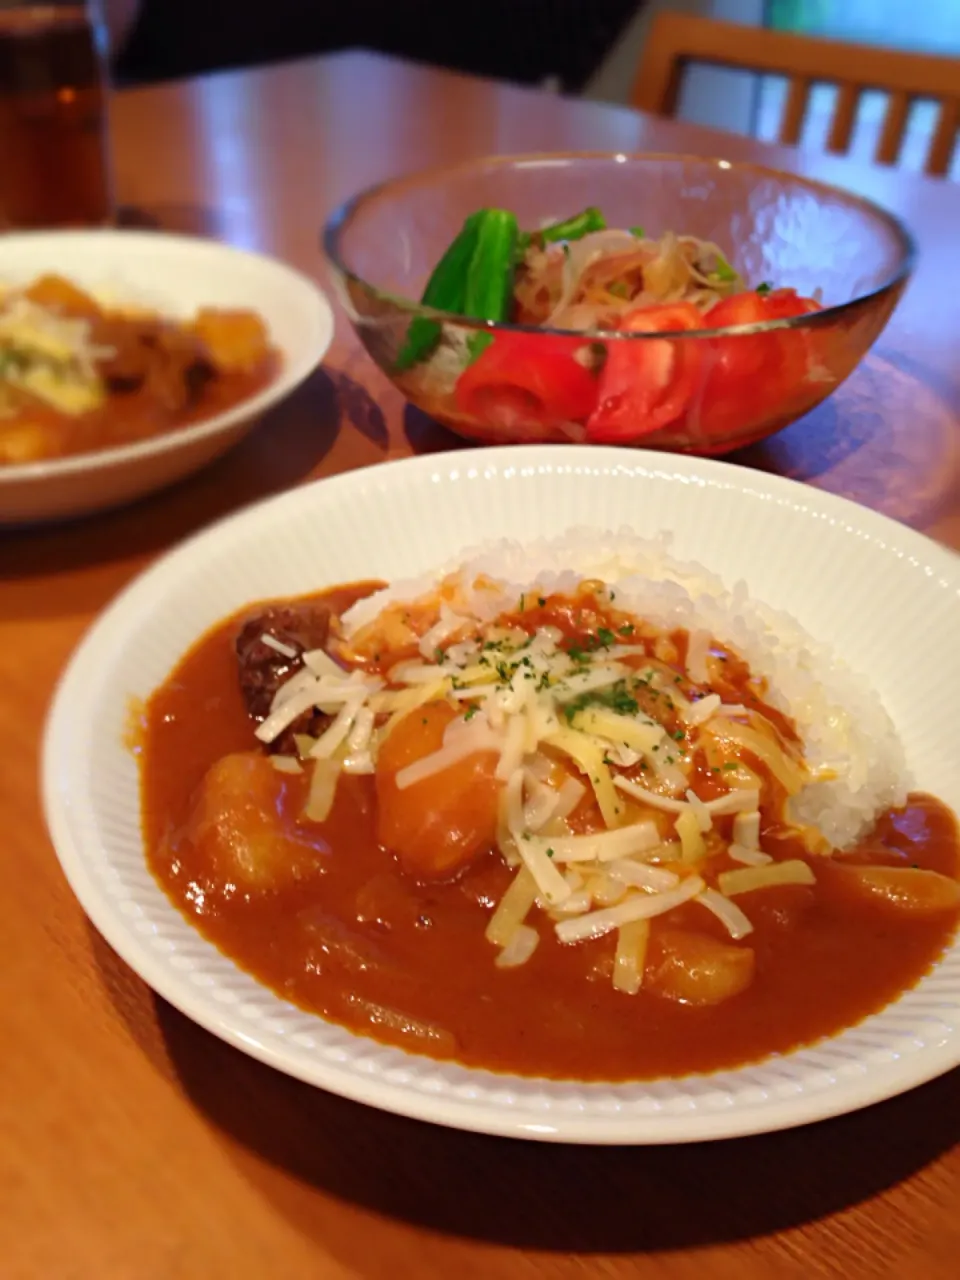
[395,206,826,445]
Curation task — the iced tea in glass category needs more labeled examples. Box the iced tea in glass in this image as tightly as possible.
[0,1,112,228]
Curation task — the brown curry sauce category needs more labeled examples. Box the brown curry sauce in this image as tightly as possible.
[138,584,960,1081]
[0,275,280,465]
[9,357,278,459]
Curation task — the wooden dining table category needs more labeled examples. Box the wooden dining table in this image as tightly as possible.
[3,48,960,1280]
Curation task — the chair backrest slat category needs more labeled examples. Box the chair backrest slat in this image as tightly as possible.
[779,76,811,146]
[928,99,960,176]
[826,83,861,154]
[632,13,960,177]
[875,90,912,167]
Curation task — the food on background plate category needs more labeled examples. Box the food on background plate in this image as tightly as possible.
[138,531,960,1081]
[0,274,280,465]
[393,206,826,447]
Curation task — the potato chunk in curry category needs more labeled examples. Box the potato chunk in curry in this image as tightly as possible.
[184,751,325,891]
[646,929,756,1006]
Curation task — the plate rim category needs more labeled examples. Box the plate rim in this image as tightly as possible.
[41,444,960,1143]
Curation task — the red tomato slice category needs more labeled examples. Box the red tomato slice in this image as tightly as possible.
[694,289,823,440]
[586,302,703,443]
[454,331,600,431]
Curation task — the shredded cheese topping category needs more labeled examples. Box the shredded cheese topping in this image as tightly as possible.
[0,296,113,416]
[255,575,818,995]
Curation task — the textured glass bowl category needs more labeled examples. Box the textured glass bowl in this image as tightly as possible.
[323,153,915,455]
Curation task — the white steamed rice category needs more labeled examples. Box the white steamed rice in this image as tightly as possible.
[341,527,908,850]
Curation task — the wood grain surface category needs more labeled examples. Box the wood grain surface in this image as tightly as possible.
[2,51,959,1280]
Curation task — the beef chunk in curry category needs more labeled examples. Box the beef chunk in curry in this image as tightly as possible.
[94,318,216,412]
[235,604,336,753]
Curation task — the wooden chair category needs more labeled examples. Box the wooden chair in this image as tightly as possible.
[632,13,960,177]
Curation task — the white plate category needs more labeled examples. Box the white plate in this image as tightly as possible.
[0,230,334,524]
[42,446,960,1143]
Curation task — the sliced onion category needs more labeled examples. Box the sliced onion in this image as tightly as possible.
[547,230,639,325]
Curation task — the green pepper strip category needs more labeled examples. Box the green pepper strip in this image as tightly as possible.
[540,206,606,245]
[465,209,519,317]
[395,211,484,370]
[517,206,607,256]
[463,208,519,361]
[396,208,519,370]
[712,253,739,283]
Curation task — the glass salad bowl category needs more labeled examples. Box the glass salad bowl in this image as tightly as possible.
[322,153,915,455]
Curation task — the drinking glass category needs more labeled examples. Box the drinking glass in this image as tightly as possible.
[0,0,112,228]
